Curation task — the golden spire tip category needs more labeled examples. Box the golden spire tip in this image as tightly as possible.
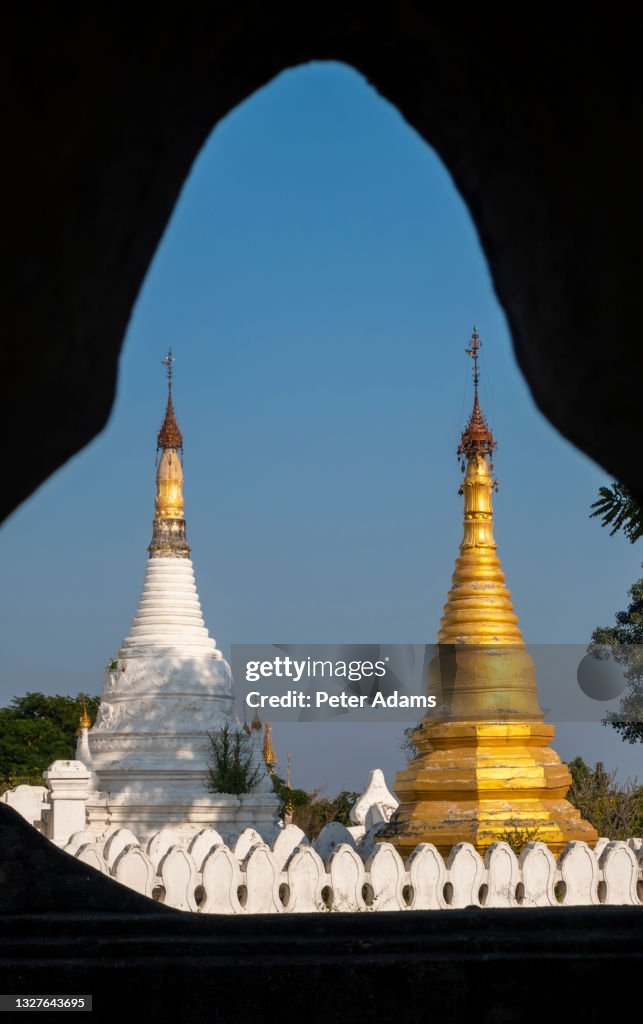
[262,721,278,770]
[79,697,92,730]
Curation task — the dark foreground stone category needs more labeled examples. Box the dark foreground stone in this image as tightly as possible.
[1,805,641,1023]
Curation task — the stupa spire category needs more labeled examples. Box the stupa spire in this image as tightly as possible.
[438,328,522,646]
[149,349,190,557]
[262,721,277,773]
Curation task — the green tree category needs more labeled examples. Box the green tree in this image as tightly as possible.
[205,722,264,795]
[590,483,643,742]
[590,482,643,543]
[0,691,101,793]
[589,580,643,743]
[566,756,643,838]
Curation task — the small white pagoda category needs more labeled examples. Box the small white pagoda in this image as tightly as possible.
[72,351,279,842]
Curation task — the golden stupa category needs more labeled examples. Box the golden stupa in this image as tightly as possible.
[383,328,597,857]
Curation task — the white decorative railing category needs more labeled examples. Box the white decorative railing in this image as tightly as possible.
[66,823,643,913]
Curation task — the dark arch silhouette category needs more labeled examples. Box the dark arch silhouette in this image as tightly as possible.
[3,9,641,522]
[2,12,643,1014]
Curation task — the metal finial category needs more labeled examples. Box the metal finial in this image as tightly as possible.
[458,326,496,462]
[161,348,175,396]
[157,349,183,452]
[286,753,292,789]
[465,325,481,394]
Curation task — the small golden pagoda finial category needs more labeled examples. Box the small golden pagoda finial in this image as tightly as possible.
[79,697,92,731]
[148,350,190,557]
[262,721,277,772]
[251,710,262,731]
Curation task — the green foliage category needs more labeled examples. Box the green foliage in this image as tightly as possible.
[590,579,643,743]
[0,692,101,794]
[590,482,643,543]
[292,791,361,839]
[8,692,102,736]
[205,722,264,795]
[567,756,643,838]
[270,774,360,839]
[331,789,362,825]
[271,773,313,813]
[589,483,642,743]
[496,825,544,854]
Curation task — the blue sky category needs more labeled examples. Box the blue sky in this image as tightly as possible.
[1,62,640,792]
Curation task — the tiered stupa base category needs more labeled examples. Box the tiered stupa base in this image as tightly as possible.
[84,787,281,845]
[383,720,598,857]
[85,555,280,842]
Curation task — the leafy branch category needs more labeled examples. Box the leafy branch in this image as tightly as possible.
[590,482,643,543]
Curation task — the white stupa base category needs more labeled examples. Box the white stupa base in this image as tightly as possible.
[80,555,282,843]
[85,788,281,845]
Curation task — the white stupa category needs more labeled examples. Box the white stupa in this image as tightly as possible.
[80,351,278,841]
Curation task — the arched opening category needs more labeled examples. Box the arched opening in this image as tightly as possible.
[0,62,639,794]
[1,16,641,1017]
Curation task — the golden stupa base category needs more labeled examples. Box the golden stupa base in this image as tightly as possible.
[381,720,598,858]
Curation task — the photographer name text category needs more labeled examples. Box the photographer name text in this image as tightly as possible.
[245,690,436,709]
